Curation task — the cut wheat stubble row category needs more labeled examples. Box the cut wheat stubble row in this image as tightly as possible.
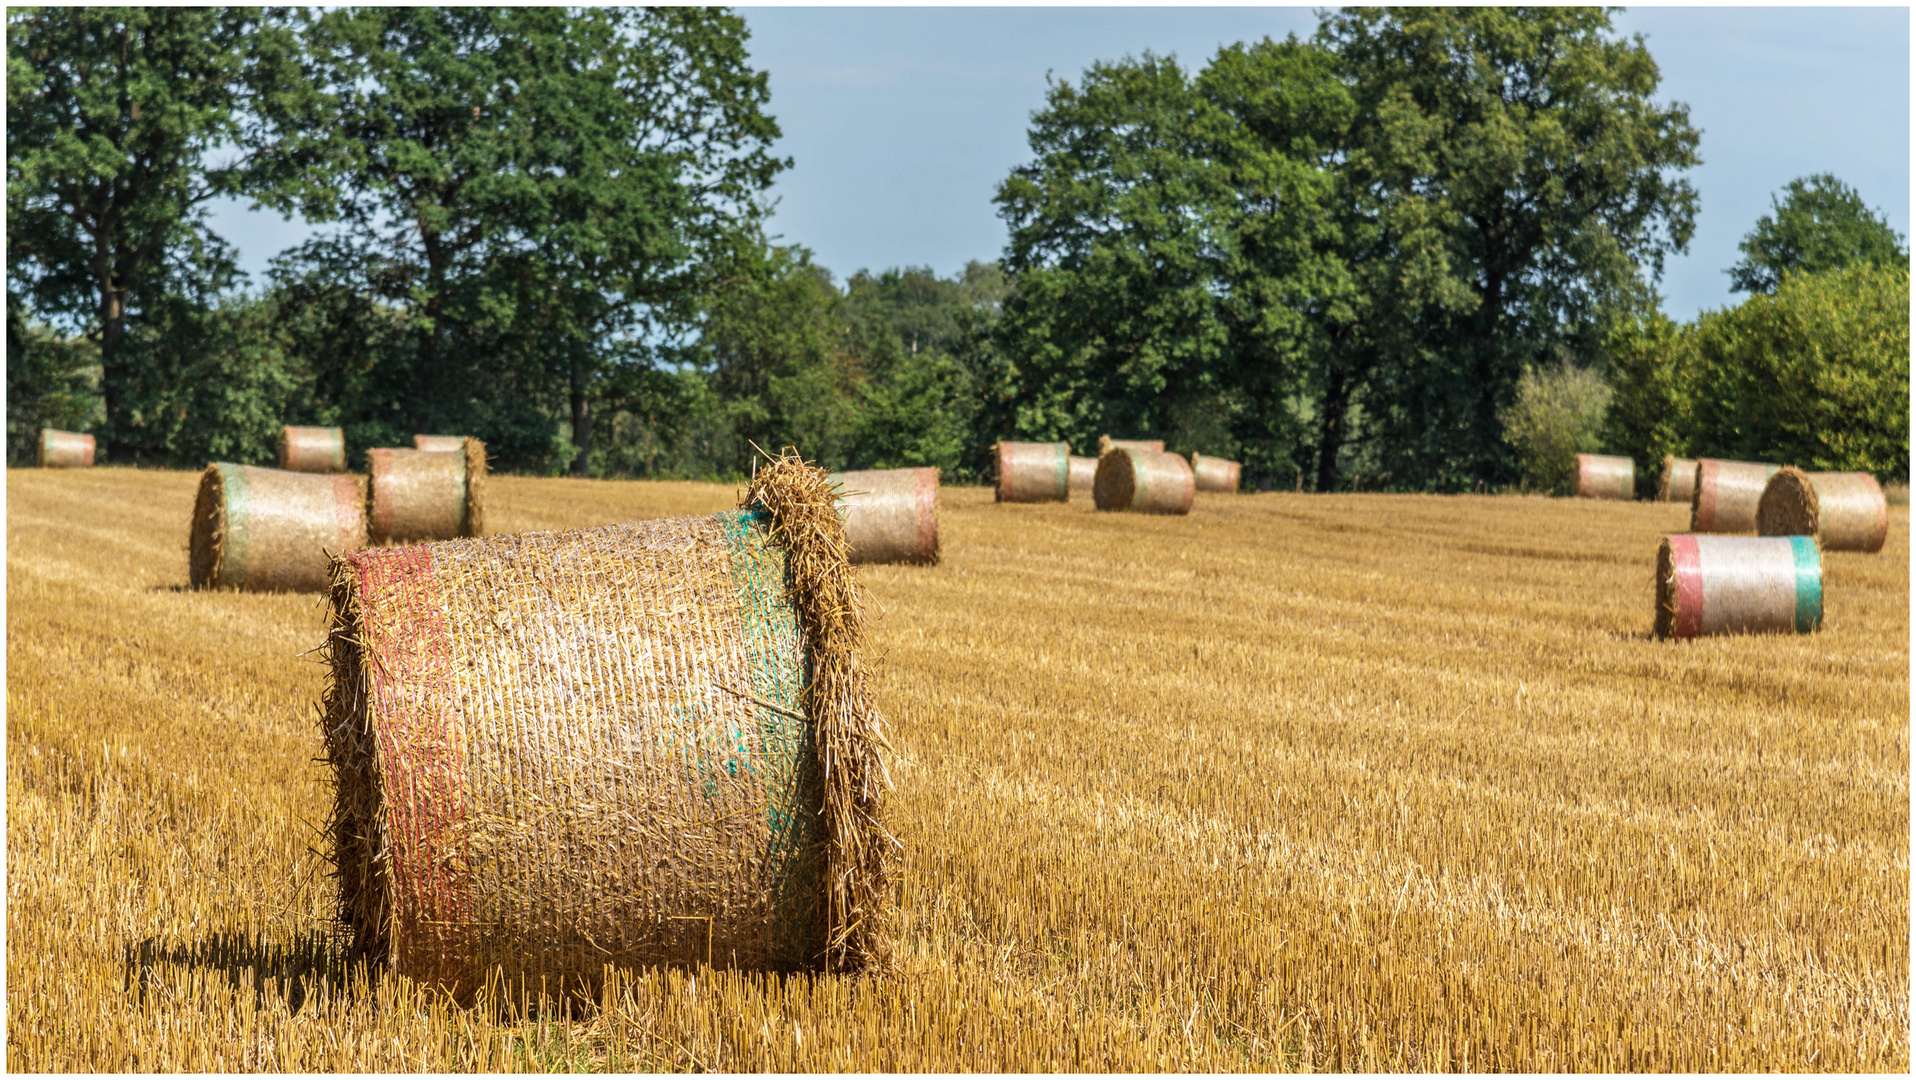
[318,454,894,1005]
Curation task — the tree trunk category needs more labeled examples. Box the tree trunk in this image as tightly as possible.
[1314,362,1351,493]
[570,362,592,477]
[96,266,126,461]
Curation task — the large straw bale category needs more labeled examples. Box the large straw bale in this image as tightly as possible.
[279,426,347,473]
[827,466,939,565]
[366,440,487,544]
[1657,455,1698,503]
[994,441,1069,503]
[1093,448,1194,514]
[319,451,893,1002]
[1689,458,1779,533]
[1097,436,1164,456]
[1756,467,1888,554]
[1190,453,1242,494]
[36,428,94,468]
[1067,455,1098,493]
[189,464,366,592]
[413,434,468,452]
[1573,453,1634,499]
[1655,534,1821,639]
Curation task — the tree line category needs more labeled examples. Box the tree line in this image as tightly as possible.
[8,7,1908,488]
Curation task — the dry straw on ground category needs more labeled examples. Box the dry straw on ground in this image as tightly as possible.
[413,434,468,452]
[1574,453,1634,499]
[320,451,893,1004]
[1757,466,1889,554]
[1097,436,1164,456]
[278,426,347,473]
[994,441,1069,503]
[188,463,366,593]
[1093,448,1195,515]
[1657,455,1698,503]
[1690,458,1779,533]
[8,467,1907,1071]
[1190,453,1242,494]
[365,440,486,544]
[1067,455,1097,494]
[1654,533,1821,639]
[828,467,939,565]
[37,427,95,468]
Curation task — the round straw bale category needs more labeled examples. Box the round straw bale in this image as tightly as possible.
[1657,455,1698,503]
[994,441,1069,503]
[1067,455,1098,493]
[1574,453,1634,499]
[1757,467,1888,553]
[412,434,467,452]
[279,425,347,473]
[1093,448,1195,514]
[1097,435,1165,456]
[1655,533,1821,639]
[366,440,487,544]
[1689,458,1780,533]
[1190,453,1242,494]
[319,451,894,1001]
[826,466,939,565]
[36,428,94,468]
[190,463,366,592]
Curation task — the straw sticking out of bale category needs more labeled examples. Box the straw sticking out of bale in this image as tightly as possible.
[827,467,939,565]
[1574,454,1634,500]
[413,434,467,452]
[1658,456,1698,503]
[1067,455,1098,493]
[1190,453,1242,494]
[365,441,486,544]
[279,426,347,473]
[995,441,1069,503]
[37,428,94,468]
[1757,467,1888,554]
[320,449,892,1001]
[1655,534,1821,639]
[1093,448,1194,515]
[1690,458,1779,533]
[190,464,365,592]
[1098,436,1164,456]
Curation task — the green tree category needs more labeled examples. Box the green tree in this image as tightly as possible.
[1323,7,1700,491]
[1599,307,1694,492]
[6,5,309,461]
[284,6,784,474]
[1728,173,1907,294]
[5,291,100,464]
[1500,361,1613,494]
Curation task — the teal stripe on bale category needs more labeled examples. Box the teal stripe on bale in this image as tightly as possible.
[718,509,826,957]
[1790,534,1823,634]
[217,463,255,586]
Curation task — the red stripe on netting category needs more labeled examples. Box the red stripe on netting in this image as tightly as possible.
[80,435,95,467]
[1669,535,1703,639]
[1694,460,1718,530]
[353,544,471,991]
[913,467,938,561]
[330,474,361,551]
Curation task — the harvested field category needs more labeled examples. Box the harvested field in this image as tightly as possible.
[7,467,1909,1071]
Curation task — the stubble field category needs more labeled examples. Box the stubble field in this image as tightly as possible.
[6,466,1908,1071]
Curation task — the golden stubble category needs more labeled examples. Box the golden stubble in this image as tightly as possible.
[7,467,1907,1071]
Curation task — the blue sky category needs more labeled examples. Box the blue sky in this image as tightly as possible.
[208,5,1910,322]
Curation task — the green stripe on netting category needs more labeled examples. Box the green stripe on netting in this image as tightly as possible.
[218,463,253,588]
[717,509,821,959]
[1053,444,1069,494]
[1789,534,1822,633]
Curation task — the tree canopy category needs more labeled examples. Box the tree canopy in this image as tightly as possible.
[1728,173,1907,294]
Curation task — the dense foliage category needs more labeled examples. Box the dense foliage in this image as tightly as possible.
[5,6,1904,488]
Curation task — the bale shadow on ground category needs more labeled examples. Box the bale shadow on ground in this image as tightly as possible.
[123,930,352,1015]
